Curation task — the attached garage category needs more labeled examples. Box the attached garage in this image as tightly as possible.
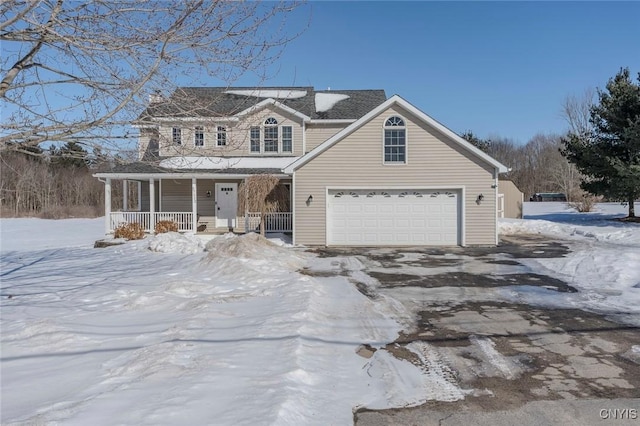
[327,189,461,246]
[286,95,509,247]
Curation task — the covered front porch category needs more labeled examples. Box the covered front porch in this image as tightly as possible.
[97,172,292,235]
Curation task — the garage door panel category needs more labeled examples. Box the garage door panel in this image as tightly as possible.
[363,204,377,214]
[396,204,410,214]
[378,205,394,214]
[412,218,426,227]
[379,218,394,228]
[363,218,377,227]
[328,189,460,246]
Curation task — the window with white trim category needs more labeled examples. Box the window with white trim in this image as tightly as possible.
[384,116,406,163]
[249,117,294,154]
[194,126,204,147]
[172,127,182,145]
[217,126,227,146]
[250,126,260,152]
[282,126,292,153]
[264,118,278,152]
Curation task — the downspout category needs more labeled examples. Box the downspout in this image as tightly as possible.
[494,168,499,245]
[291,172,296,245]
[302,121,307,154]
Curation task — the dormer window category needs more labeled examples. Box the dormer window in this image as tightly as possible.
[384,116,406,164]
[249,117,294,154]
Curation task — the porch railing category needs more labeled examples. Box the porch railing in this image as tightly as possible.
[245,212,292,233]
[109,212,194,233]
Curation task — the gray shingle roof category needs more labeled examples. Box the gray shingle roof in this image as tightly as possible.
[138,87,387,121]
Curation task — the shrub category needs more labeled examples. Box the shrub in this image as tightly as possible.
[569,194,602,213]
[155,220,179,234]
[114,222,145,240]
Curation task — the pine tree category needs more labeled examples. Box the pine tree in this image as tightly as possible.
[50,142,89,169]
[561,68,640,217]
[460,130,491,153]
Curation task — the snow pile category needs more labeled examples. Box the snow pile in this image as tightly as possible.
[501,202,636,243]
[499,202,640,316]
[204,232,306,271]
[148,232,205,254]
[315,93,350,112]
[366,341,468,408]
[225,89,307,99]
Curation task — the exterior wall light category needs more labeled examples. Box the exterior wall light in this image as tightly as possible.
[476,194,484,205]
[206,190,212,198]
[306,195,313,206]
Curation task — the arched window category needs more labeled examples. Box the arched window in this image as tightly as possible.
[384,116,406,164]
[249,117,293,154]
[264,117,278,152]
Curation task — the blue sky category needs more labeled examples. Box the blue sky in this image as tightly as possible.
[233,1,640,144]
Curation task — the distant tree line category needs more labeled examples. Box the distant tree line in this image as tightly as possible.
[2,68,637,219]
[461,131,582,203]
[0,142,132,218]
[463,67,639,218]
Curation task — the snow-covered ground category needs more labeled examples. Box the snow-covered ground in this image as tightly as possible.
[499,202,640,318]
[2,203,639,424]
[0,219,424,425]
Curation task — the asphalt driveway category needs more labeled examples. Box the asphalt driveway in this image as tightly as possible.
[305,235,640,425]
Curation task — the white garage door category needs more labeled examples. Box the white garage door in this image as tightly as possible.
[327,189,460,246]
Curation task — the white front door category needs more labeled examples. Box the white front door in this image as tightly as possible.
[215,183,238,228]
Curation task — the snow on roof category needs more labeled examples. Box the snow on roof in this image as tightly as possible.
[159,156,299,170]
[225,89,307,99]
[315,93,350,113]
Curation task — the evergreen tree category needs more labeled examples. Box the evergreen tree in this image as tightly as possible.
[561,68,640,217]
[50,142,89,169]
[460,130,491,153]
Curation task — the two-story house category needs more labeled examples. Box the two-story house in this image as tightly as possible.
[95,87,507,246]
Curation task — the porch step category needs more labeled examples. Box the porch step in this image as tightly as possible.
[197,227,240,235]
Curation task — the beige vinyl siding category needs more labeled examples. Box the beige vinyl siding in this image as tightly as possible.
[140,181,159,212]
[160,179,192,211]
[304,122,349,153]
[158,178,247,230]
[499,180,524,219]
[195,179,216,216]
[157,105,304,157]
[294,104,497,246]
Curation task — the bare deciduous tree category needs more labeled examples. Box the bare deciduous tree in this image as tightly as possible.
[559,88,596,201]
[562,88,596,137]
[483,134,580,200]
[1,0,304,157]
[239,174,288,236]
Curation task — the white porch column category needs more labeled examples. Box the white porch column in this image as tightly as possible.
[104,178,111,234]
[192,178,198,234]
[149,178,155,232]
[122,180,128,211]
